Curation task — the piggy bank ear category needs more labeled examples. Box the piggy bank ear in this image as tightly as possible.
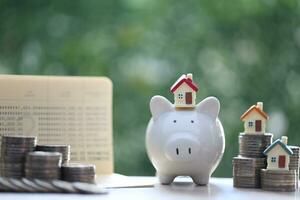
[150,95,173,120]
[196,96,220,120]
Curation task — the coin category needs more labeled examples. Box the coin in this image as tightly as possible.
[22,178,49,193]
[288,146,299,177]
[0,136,36,178]
[73,182,108,194]
[25,151,62,180]
[61,163,96,183]
[261,169,297,192]
[1,136,36,145]
[26,151,62,161]
[34,179,63,193]
[232,156,266,188]
[0,177,16,192]
[51,180,77,193]
[238,133,273,158]
[35,145,70,164]
[8,178,36,192]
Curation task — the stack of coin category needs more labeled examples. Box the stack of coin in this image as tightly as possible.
[0,177,107,194]
[239,133,273,158]
[261,169,297,192]
[35,145,70,164]
[61,163,96,183]
[233,156,266,188]
[289,146,300,175]
[0,136,36,178]
[25,151,62,180]
[289,146,300,188]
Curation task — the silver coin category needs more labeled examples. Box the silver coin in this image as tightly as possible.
[2,135,36,141]
[51,180,77,193]
[24,151,62,180]
[72,182,108,194]
[26,151,62,161]
[25,175,61,180]
[0,177,13,191]
[25,163,62,169]
[34,179,62,193]
[35,145,70,164]
[61,163,95,170]
[61,163,96,183]
[8,178,36,192]
[0,177,17,191]
[260,169,297,192]
[22,178,48,193]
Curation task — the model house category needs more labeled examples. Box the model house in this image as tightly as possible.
[170,73,198,108]
[240,102,269,134]
[263,136,293,171]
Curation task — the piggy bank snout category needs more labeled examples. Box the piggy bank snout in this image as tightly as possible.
[164,134,200,162]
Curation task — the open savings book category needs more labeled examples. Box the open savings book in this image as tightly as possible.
[0,75,113,175]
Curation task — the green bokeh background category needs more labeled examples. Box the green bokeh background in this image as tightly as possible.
[0,0,300,177]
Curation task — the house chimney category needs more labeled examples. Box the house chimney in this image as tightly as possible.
[257,102,263,111]
[186,73,193,80]
[281,136,288,145]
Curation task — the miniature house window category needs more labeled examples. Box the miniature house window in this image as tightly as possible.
[248,121,253,127]
[178,94,184,99]
[271,157,276,162]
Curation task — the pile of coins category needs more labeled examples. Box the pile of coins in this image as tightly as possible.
[233,157,266,188]
[0,135,100,194]
[234,131,300,191]
[289,146,300,179]
[0,136,36,178]
[62,163,96,183]
[35,145,70,164]
[25,151,62,180]
[239,133,273,158]
[261,169,297,192]
[233,133,272,188]
[0,177,107,194]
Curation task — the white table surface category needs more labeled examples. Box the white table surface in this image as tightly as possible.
[0,176,299,200]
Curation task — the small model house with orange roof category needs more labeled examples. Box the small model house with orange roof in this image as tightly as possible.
[170,73,199,108]
[263,136,293,171]
[240,102,269,134]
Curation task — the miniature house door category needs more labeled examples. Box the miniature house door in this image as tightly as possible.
[255,120,262,132]
[185,92,192,104]
[278,155,286,168]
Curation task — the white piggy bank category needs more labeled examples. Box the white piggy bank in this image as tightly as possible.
[146,96,225,185]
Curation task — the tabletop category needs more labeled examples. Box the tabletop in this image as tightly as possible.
[0,176,299,200]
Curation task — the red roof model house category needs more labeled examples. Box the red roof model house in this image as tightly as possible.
[240,102,269,134]
[170,73,199,108]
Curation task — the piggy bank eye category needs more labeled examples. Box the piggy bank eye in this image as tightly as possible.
[191,120,194,123]
[173,120,177,123]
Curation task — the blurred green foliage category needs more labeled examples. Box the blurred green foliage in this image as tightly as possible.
[0,0,300,177]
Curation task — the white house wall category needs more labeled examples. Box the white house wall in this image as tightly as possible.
[266,145,290,171]
[242,112,266,134]
[173,82,196,107]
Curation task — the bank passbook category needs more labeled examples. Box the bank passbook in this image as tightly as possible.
[0,75,113,174]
